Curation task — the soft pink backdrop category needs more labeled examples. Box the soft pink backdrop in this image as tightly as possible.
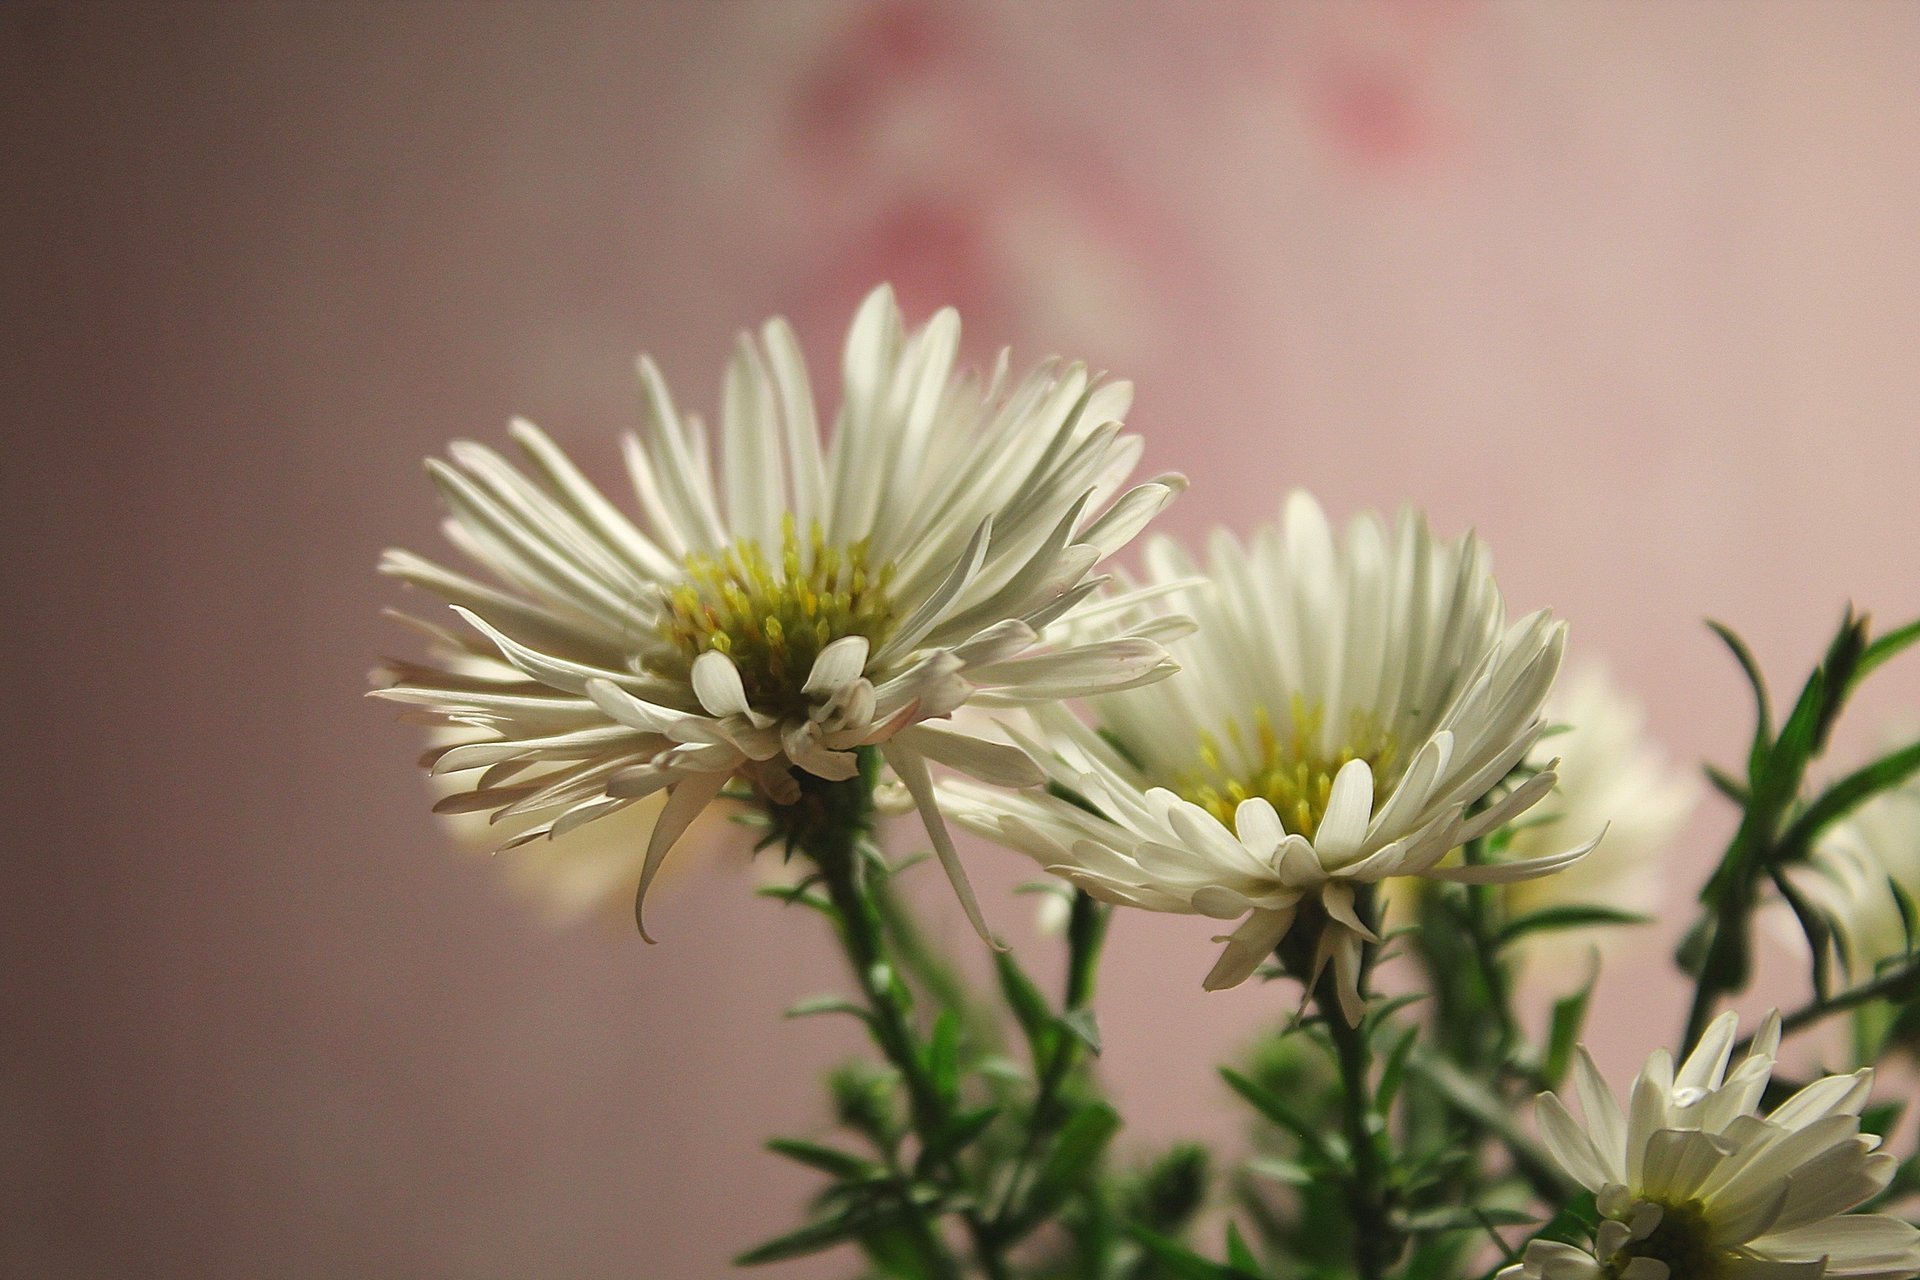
[5,3,1918,1277]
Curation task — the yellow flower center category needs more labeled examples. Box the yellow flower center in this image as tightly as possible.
[654,516,898,717]
[1606,1200,1722,1280]
[1176,700,1396,841]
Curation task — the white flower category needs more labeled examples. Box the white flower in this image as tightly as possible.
[1794,759,1920,979]
[374,285,1184,940]
[1508,1010,1920,1280]
[946,492,1598,1022]
[1382,666,1695,967]
[1497,667,1693,953]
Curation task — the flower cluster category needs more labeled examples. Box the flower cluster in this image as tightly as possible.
[372,287,1920,1280]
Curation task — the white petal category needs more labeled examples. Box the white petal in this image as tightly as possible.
[633,771,730,942]
[1202,908,1295,990]
[803,635,872,698]
[691,650,751,718]
[893,723,1044,789]
[882,741,999,947]
[1312,758,1376,867]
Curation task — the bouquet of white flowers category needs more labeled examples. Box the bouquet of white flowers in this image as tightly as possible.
[374,288,1920,1280]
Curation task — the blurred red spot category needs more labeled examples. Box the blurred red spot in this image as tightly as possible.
[1316,60,1431,167]
[793,0,951,148]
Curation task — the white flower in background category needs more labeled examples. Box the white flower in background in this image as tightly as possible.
[1795,761,1920,979]
[1379,667,1692,962]
[1497,667,1693,946]
[1508,1010,1920,1280]
[947,493,1598,1023]
[374,285,1185,940]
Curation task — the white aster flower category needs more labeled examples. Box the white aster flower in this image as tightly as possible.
[1508,1010,1920,1280]
[948,492,1598,1022]
[1794,759,1920,979]
[374,285,1185,940]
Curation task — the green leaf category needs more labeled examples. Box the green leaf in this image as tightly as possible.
[1770,865,1835,1000]
[994,950,1055,1056]
[1497,905,1653,947]
[1059,1006,1103,1056]
[1543,975,1595,1088]
[735,1203,906,1265]
[1219,1068,1333,1163]
[920,1105,999,1167]
[1765,665,1828,813]
[857,1225,942,1280]
[1124,1224,1263,1280]
[765,1137,879,1181]
[1364,992,1429,1028]
[1020,1101,1121,1223]
[1812,609,1870,751]
[1703,762,1750,805]
[1244,1155,1313,1186]
[1129,1144,1210,1232]
[754,881,832,913]
[1781,739,1920,856]
[1891,878,1920,956]
[1374,1022,1420,1112]
[1707,619,1773,782]
[925,1010,960,1106]
[1225,1220,1260,1272]
[1854,616,1920,688]
[785,994,870,1023]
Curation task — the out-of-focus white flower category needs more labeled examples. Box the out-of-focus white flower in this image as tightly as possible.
[1500,667,1695,963]
[1501,668,1692,925]
[948,493,1596,1023]
[1381,666,1692,963]
[1506,1009,1920,1280]
[374,285,1184,939]
[1795,759,1920,979]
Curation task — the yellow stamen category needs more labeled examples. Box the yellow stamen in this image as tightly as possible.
[1175,699,1397,840]
[653,516,897,716]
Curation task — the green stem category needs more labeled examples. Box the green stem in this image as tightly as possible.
[1733,955,1920,1055]
[990,891,1109,1235]
[1460,840,1519,1055]
[799,767,1009,1280]
[1318,993,1395,1280]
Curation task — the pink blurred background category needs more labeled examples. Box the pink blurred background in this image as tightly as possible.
[5,2,1919,1276]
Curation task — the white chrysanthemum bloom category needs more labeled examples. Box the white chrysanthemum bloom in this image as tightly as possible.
[374,285,1186,940]
[1795,763,1920,979]
[1507,1010,1920,1280]
[947,493,1598,1022]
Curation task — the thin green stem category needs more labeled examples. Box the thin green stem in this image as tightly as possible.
[809,823,967,1280]
[989,891,1109,1235]
[1733,955,1920,1055]
[1318,995,1395,1280]
[1460,839,1519,1055]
